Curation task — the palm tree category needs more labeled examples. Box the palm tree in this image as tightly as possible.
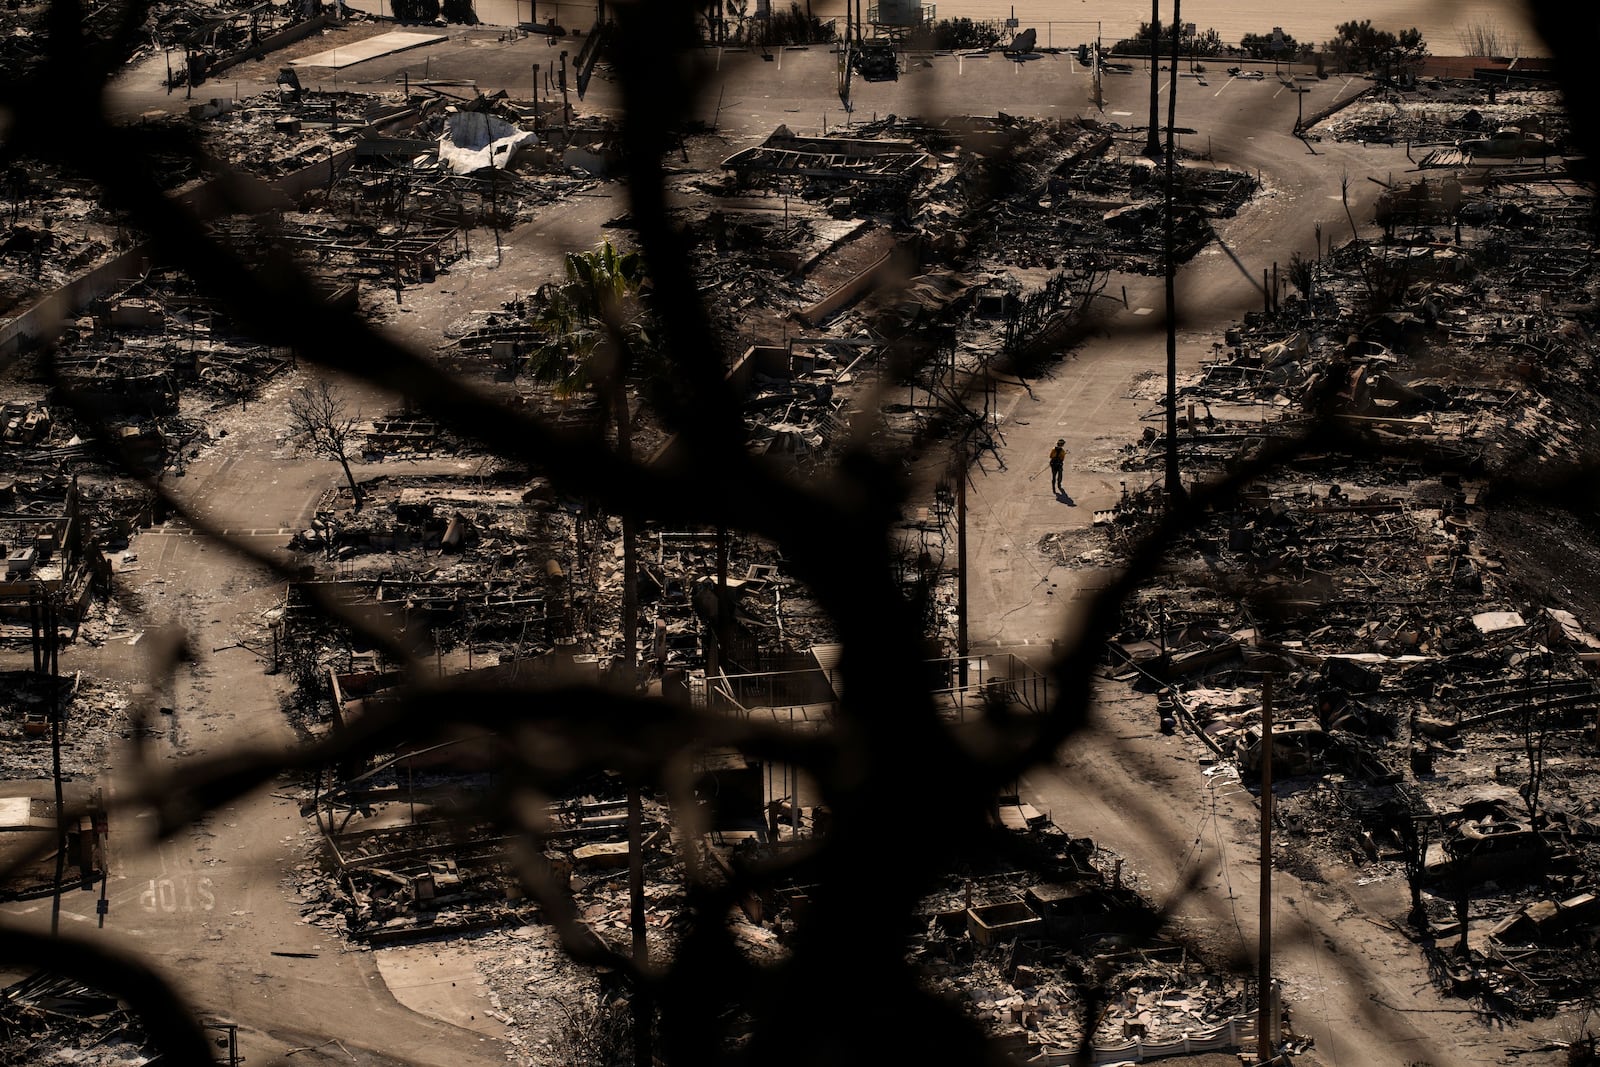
[563,239,647,320]
[545,238,652,1065]
[525,239,651,670]
[525,240,648,395]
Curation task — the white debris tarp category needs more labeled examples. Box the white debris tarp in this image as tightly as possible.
[438,112,537,175]
[1472,610,1527,635]
[1259,330,1311,366]
[0,797,39,830]
[1322,652,1432,665]
[1545,607,1600,649]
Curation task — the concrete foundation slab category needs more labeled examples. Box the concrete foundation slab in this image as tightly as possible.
[291,31,448,69]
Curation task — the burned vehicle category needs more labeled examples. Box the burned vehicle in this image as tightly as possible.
[1424,798,1572,884]
[1458,128,1549,159]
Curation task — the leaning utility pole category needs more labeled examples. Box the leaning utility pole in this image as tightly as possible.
[628,769,649,1067]
[1093,21,1103,110]
[558,50,570,136]
[46,590,64,938]
[956,434,969,689]
[1162,0,1182,499]
[614,357,649,1067]
[1145,0,1161,156]
[1258,676,1274,1063]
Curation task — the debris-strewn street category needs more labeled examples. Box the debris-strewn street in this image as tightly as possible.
[3,2,1598,1065]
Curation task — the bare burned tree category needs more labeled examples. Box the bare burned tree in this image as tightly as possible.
[1396,799,1433,930]
[1456,21,1519,59]
[1519,652,1556,826]
[286,379,364,510]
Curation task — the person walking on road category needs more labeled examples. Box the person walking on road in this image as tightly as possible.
[1048,438,1067,494]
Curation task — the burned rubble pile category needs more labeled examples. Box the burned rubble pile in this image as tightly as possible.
[310,89,596,218]
[1091,82,1600,1022]
[1112,119,1595,493]
[279,470,828,675]
[702,114,1252,388]
[0,270,301,487]
[636,767,1260,1062]
[156,81,608,336]
[0,475,108,628]
[48,270,298,410]
[1103,482,1600,1019]
[0,971,158,1067]
[910,114,1255,278]
[280,473,573,650]
[299,756,683,947]
[906,798,1265,1062]
[0,0,253,81]
[280,508,843,764]
[1326,83,1567,160]
[0,400,183,590]
[473,918,656,1063]
[0,87,369,328]
[187,79,403,181]
[0,164,132,324]
[0,668,129,783]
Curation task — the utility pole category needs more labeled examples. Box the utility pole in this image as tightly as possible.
[490,176,501,262]
[558,50,570,137]
[628,773,649,1067]
[617,352,649,1066]
[1093,21,1102,110]
[1162,0,1183,501]
[1258,676,1274,1063]
[956,434,968,690]
[47,591,64,938]
[714,527,729,673]
[1144,0,1161,156]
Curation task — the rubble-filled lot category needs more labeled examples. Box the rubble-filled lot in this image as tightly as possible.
[1089,79,1600,1025]
[11,5,1600,1055]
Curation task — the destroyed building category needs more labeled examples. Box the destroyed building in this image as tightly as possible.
[1087,77,1600,1026]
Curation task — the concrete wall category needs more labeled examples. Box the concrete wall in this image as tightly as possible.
[792,247,900,327]
[0,247,153,363]
[1298,82,1376,132]
[0,144,359,364]
[206,13,335,80]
